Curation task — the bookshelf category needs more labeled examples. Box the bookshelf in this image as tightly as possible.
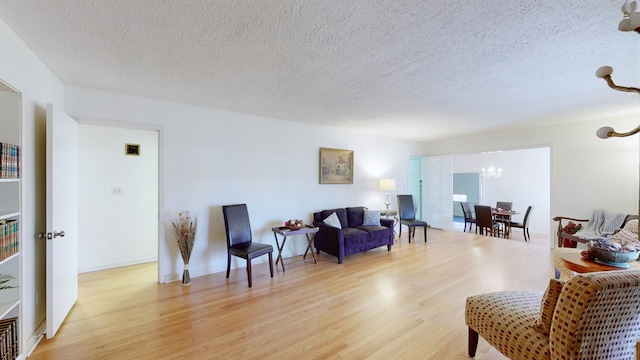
[0,85,21,359]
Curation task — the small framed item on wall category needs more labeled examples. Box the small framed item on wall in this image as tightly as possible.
[125,143,140,156]
[319,147,353,184]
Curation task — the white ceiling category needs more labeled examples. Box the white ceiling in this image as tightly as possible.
[0,0,638,142]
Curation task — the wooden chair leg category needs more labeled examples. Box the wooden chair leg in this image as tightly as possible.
[468,327,479,357]
[226,253,231,278]
[423,226,427,242]
[247,259,252,288]
[268,252,274,277]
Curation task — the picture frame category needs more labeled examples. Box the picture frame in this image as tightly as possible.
[125,143,140,156]
[319,147,353,184]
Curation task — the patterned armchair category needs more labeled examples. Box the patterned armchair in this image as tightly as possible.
[465,270,640,359]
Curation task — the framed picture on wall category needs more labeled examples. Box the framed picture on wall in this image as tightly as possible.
[319,147,353,184]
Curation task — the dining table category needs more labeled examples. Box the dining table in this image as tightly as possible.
[491,209,519,239]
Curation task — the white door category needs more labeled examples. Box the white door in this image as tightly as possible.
[45,103,78,338]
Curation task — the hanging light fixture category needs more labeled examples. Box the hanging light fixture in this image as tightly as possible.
[480,162,502,178]
[618,0,640,33]
[597,4,640,243]
[594,65,640,139]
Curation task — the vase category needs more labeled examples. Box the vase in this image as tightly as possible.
[181,263,191,285]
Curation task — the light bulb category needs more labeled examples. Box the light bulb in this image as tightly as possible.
[619,18,633,31]
[596,66,613,78]
[596,126,614,139]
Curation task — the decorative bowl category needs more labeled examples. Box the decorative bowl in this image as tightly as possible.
[588,245,639,264]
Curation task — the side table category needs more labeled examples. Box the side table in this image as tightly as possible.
[561,252,640,274]
[380,209,398,237]
[271,225,319,271]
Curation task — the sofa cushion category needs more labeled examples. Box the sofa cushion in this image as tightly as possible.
[363,209,381,226]
[346,206,366,227]
[356,225,390,242]
[323,212,342,229]
[320,208,347,229]
[341,227,374,254]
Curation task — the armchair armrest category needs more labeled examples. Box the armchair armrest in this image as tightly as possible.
[553,216,589,248]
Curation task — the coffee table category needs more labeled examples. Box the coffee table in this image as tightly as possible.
[561,252,640,273]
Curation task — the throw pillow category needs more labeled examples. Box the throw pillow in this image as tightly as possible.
[323,212,342,229]
[611,229,639,247]
[624,219,638,234]
[363,209,381,226]
[533,278,565,336]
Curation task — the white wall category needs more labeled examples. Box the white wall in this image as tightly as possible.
[0,17,66,355]
[421,118,639,243]
[63,85,425,283]
[78,125,158,272]
[452,147,551,234]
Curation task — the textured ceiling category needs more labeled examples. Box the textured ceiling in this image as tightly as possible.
[0,0,638,142]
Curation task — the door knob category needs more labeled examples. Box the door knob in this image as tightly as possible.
[38,230,65,239]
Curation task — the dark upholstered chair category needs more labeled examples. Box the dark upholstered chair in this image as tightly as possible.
[397,195,428,242]
[496,201,512,210]
[494,201,512,228]
[222,204,273,288]
[510,205,533,241]
[474,205,501,237]
[460,202,476,232]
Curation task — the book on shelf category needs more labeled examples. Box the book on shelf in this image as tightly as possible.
[0,317,17,360]
[0,143,19,179]
[0,221,18,262]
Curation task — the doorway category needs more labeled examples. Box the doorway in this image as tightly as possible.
[77,125,159,273]
[420,147,551,235]
[453,173,481,229]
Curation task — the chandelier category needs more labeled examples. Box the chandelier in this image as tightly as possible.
[480,162,502,178]
[618,0,640,33]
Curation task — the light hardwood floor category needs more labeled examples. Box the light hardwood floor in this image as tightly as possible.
[28,228,553,360]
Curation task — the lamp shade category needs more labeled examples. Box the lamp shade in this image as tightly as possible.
[379,178,396,191]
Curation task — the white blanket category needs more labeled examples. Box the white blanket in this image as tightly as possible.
[574,209,627,240]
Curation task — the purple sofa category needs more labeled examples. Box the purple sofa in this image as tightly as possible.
[312,206,394,264]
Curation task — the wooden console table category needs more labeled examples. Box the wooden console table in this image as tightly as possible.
[271,226,319,271]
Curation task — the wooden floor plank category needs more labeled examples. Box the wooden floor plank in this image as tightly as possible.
[28,229,553,359]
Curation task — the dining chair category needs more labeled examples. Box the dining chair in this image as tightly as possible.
[222,204,274,288]
[460,202,476,233]
[494,201,513,230]
[397,194,428,243]
[496,201,512,210]
[474,205,502,237]
[510,205,533,241]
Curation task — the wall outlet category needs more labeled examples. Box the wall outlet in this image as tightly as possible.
[111,187,122,195]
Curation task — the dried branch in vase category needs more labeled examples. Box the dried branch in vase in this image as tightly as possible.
[172,211,197,285]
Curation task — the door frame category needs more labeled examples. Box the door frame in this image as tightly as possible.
[75,118,164,283]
